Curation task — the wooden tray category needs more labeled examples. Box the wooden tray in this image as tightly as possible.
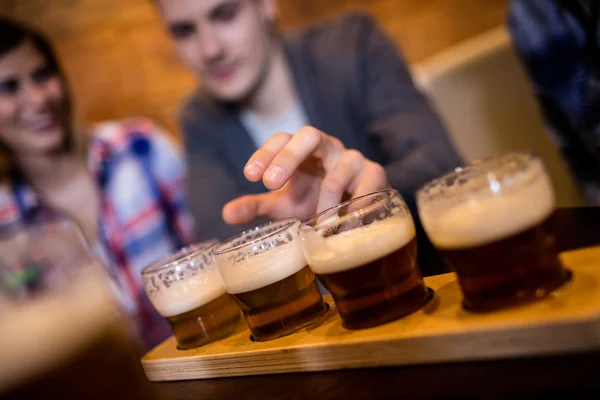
[142,246,600,381]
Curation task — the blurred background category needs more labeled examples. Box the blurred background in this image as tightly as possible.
[0,0,507,137]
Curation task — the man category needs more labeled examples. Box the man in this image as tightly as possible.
[509,0,600,205]
[155,0,462,240]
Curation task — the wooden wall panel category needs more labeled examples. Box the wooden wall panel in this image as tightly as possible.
[0,0,507,136]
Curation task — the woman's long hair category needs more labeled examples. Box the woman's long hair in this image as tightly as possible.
[0,17,75,180]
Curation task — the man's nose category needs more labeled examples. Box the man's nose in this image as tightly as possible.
[199,27,224,62]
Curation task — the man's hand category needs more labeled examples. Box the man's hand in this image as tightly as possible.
[222,126,388,225]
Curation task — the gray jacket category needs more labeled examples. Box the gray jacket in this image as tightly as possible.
[181,13,462,242]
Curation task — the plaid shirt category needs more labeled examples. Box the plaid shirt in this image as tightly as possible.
[509,0,600,204]
[0,118,196,347]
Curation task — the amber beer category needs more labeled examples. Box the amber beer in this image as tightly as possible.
[214,219,327,341]
[418,152,571,312]
[142,243,241,349]
[301,190,431,329]
[0,270,161,400]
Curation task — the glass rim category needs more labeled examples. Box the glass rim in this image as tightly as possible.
[0,218,91,258]
[416,151,540,199]
[301,188,399,228]
[141,240,218,276]
[0,218,81,242]
[213,218,299,256]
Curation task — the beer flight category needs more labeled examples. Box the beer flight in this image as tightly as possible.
[142,152,572,350]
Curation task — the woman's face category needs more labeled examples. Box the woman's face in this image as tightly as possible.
[0,40,67,157]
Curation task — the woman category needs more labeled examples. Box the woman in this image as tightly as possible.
[0,17,195,347]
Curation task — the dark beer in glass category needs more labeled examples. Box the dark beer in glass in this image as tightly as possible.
[300,189,431,329]
[417,152,571,312]
[214,219,327,341]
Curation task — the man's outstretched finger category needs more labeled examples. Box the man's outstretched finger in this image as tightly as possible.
[262,126,346,190]
[351,162,389,198]
[244,132,293,182]
[316,150,365,214]
[259,127,321,189]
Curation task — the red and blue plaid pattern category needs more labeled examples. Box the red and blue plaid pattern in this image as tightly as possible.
[0,118,196,347]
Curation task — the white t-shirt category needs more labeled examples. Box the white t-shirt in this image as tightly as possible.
[240,102,309,147]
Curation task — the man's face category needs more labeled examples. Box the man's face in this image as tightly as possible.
[158,0,277,102]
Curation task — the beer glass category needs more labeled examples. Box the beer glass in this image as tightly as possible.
[300,189,431,329]
[0,220,160,400]
[417,152,571,312]
[142,241,241,349]
[214,218,327,341]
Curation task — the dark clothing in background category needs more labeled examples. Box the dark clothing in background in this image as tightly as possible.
[182,13,462,274]
[509,0,600,204]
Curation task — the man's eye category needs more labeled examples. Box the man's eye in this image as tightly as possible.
[212,1,241,22]
[170,22,196,40]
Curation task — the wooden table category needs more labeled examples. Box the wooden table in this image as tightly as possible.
[153,207,600,399]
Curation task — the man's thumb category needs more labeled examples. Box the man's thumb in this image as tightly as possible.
[222,193,272,225]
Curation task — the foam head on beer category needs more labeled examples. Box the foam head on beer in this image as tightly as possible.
[142,241,224,318]
[417,153,556,250]
[214,218,327,341]
[300,189,430,330]
[302,215,416,275]
[416,152,569,312]
[214,219,306,295]
[143,240,242,349]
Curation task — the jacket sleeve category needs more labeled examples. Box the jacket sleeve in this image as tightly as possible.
[355,14,463,197]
